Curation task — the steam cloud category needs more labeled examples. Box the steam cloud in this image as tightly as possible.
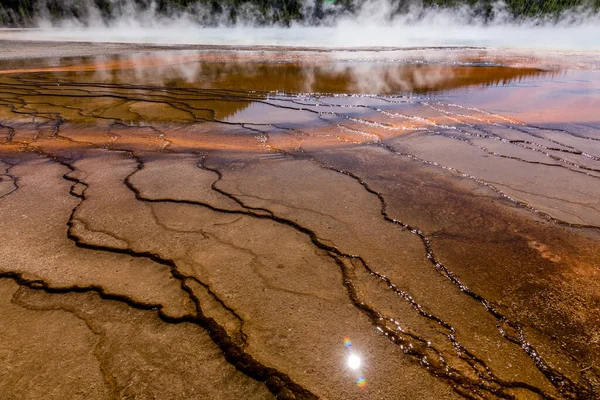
[1,0,600,50]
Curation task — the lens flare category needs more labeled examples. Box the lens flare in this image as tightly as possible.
[356,376,367,388]
[348,354,361,370]
[344,336,366,388]
[344,337,352,349]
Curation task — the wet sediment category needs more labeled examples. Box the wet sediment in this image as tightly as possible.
[0,48,599,399]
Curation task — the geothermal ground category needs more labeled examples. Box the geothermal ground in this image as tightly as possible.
[0,39,599,400]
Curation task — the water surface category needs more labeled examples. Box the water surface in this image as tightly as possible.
[0,45,599,399]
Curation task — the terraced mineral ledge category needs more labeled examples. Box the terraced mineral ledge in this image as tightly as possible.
[0,41,599,400]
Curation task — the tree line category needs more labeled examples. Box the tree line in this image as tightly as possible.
[0,0,598,27]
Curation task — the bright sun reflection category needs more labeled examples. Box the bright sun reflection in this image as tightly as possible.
[348,354,361,370]
[344,337,367,388]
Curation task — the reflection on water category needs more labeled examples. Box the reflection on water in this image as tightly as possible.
[343,336,367,389]
[0,51,551,93]
[0,51,554,123]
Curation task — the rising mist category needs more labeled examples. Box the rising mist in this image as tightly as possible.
[1,0,599,50]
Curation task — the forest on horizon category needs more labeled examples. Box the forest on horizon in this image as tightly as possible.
[1,0,599,27]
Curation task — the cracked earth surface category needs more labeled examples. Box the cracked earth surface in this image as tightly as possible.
[0,44,599,400]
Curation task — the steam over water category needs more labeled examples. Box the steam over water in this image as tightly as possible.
[2,25,600,49]
[2,0,600,50]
